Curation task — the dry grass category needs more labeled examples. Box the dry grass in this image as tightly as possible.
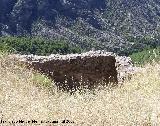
[0,54,160,126]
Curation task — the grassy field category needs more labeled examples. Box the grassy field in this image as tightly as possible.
[0,54,160,126]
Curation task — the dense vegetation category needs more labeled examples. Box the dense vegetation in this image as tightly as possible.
[0,37,82,55]
[129,46,160,65]
[112,34,160,56]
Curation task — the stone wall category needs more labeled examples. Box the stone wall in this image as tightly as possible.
[12,50,138,91]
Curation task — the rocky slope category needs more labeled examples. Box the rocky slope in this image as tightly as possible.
[1,0,160,54]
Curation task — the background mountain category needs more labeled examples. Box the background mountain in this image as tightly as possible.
[0,0,160,55]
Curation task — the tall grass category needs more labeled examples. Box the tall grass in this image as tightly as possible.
[0,54,160,126]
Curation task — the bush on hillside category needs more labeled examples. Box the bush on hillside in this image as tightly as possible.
[129,47,160,65]
[124,35,160,55]
[0,37,82,55]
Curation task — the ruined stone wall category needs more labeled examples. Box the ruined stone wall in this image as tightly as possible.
[12,50,138,91]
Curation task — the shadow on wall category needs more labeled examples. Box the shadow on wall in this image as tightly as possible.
[25,56,118,93]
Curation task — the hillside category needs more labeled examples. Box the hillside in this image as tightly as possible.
[0,0,160,55]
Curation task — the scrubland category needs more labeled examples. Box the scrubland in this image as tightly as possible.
[0,54,160,126]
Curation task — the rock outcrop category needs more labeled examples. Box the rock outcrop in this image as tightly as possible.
[12,50,138,91]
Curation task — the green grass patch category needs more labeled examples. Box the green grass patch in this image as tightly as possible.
[32,72,53,89]
[129,47,160,65]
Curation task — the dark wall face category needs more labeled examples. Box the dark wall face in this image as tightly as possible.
[27,56,118,92]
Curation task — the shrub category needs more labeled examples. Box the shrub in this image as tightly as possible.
[129,46,160,65]
[0,36,82,55]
